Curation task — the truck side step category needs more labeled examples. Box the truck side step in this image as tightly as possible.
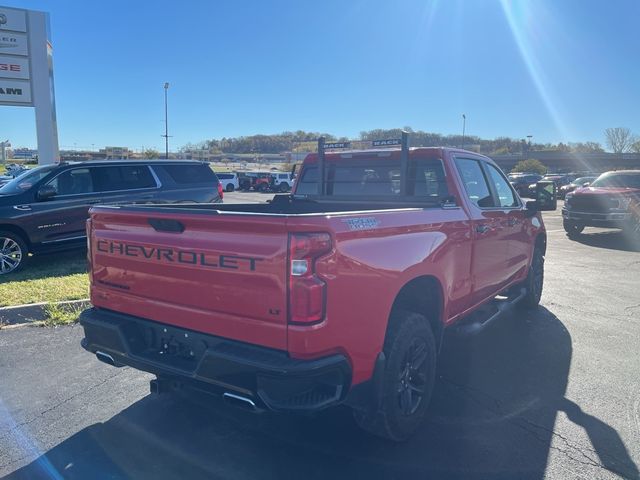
[455,288,526,335]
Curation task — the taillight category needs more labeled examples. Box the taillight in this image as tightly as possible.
[217,181,224,199]
[288,232,332,325]
[86,218,92,275]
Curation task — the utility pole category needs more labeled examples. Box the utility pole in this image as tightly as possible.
[0,140,10,163]
[162,82,170,159]
[461,114,466,150]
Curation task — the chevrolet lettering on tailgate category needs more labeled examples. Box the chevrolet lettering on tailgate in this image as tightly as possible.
[96,240,264,271]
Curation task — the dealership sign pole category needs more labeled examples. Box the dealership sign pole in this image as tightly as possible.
[0,5,59,164]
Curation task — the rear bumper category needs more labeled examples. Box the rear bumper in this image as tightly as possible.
[80,307,351,413]
[562,208,630,228]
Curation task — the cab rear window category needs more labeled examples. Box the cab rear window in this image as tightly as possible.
[295,159,448,200]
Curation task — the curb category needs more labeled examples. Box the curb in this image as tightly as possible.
[0,299,91,328]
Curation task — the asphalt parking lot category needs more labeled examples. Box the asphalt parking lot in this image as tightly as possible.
[1,196,639,480]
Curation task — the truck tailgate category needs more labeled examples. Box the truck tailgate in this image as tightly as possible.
[88,208,289,350]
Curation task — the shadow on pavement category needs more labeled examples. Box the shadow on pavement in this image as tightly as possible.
[571,230,640,252]
[5,308,638,480]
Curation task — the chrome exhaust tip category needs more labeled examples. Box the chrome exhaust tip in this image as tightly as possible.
[223,392,259,412]
[95,350,116,366]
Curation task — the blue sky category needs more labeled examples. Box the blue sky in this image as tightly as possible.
[1,0,639,151]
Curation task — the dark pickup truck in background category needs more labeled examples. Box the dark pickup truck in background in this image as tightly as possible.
[79,135,557,440]
[0,160,222,275]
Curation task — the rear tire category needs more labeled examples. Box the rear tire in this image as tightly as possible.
[563,220,584,237]
[519,246,544,309]
[353,311,436,441]
[226,184,235,192]
[279,182,290,192]
[0,231,28,275]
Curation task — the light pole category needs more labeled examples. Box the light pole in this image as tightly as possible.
[461,114,466,150]
[525,135,533,157]
[163,82,170,159]
[0,140,9,163]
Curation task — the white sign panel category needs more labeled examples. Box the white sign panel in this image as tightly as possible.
[0,78,31,103]
[0,7,27,32]
[0,31,27,56]
[0,6,59,164]
[0,54,29,79]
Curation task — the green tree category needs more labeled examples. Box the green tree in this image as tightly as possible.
[143,149,160,159]
[511,159,547,175]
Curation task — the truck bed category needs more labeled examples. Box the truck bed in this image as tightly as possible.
[87,195,456,354]
[99,194,436,216]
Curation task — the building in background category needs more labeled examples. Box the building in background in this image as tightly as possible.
[11,147,37,161]
[100,146,132,159]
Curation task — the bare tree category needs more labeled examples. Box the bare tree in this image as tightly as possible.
[604,127,634,153]
[630,139,640,153]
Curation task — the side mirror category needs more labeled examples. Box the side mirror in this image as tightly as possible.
[582,182,591,187]
[532,181,557,211]
[37,184,57,201]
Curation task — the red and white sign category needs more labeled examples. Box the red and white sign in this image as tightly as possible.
[0,54,29,79]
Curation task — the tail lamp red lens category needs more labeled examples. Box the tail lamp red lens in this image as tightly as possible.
[289,232,332,325]
[86,218,93,275]
[217,182,224,199]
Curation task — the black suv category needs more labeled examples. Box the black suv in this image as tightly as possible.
[508,173,543,197]
[0,160,222,274]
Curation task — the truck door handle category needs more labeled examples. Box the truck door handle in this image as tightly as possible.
[476,224,490,234]
[13,205,32,211]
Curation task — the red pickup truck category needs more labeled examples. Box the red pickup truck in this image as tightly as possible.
[80,135,556,440]
[562,170,640,238]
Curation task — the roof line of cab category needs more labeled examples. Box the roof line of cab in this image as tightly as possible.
[303,147,487,163]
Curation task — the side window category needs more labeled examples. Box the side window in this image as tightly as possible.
[454,158,493,208]
[47,168,94,196]
[91,166,156,192]
[485,163,518,207]
[119,166,156,189]
[163,164,217,184]
[91,167,122,192]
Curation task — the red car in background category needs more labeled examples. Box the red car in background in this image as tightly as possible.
[562,170,640,237]
[558,176,597,199]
